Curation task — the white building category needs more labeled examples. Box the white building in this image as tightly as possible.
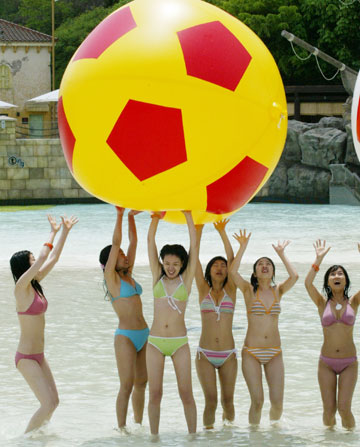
[0,19,53,136]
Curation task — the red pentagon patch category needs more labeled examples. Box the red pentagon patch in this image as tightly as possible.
[107,100,187,181]
[58,96,76,173]
[357,97,360,142]
[177,21,252,91]
[206,156,268,214]
[73,6,136,61]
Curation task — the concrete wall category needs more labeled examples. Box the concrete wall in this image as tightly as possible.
[0,116,93,203]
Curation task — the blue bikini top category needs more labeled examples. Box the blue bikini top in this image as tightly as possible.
[110,278,143,303]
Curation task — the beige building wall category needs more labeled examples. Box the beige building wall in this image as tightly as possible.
[0,44,51,106]
[0,43,52,124]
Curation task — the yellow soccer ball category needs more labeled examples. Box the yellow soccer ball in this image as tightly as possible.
[58,0,287,224]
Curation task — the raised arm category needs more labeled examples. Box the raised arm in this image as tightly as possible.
[104,207,124,278]
[213,219,234,265]
[182,211,198,291]
[272,240,299,297]
[195,224,208,299]
[229,229,252,294]
[147,213,162,284]
[127,210,141,270]
[37,214,78,281]
[15,215,60,291]
[350,243,360,307]
[304,239,330,307]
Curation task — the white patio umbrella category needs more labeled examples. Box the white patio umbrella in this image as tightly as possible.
[0,100,18,108]
[26,89,59,104]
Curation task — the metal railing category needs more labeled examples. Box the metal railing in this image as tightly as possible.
[15,120,59,139]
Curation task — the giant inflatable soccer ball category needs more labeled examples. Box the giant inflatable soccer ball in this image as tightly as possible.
[352,71,360,160]
[58,0,287,224]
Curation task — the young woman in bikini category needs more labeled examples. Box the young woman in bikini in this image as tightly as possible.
[99,207,148,430]
[305,240,360,429]
[229,229,298,425]
[147,211,198,435]
[195,219,237,429]
[10,214,78,433]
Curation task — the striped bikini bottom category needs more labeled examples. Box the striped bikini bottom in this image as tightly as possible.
[197,347,237,368]
[243,346,282,365]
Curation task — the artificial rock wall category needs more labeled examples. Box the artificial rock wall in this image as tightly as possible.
[0,115,357,205]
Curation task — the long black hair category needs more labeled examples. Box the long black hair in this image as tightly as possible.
[10,250,44,297]
[159,244,188,278]
[204,256,228,288]
[250,257,276,292]
[99,245,112,271]
[323,265,350,301]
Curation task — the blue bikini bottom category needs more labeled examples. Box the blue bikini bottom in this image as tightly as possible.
[114,327,149,352]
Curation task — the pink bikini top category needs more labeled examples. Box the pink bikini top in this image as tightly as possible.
[321,300,355,327]
[17,291,48,315]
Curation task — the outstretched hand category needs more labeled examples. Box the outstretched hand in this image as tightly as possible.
[213,219,229,232]
[61,215,79,231]
[150,211,165,219]
[313,239,330,260]
[115,206,125,215]
[272,240,290,255]
[48,214,61,233]
[233,229,251,249]
[128,209,142,217]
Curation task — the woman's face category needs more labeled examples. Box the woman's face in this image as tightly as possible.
[210,259,227,282]
[116,249,129,270]
[29,253,35,266]
[255,258,274,279]
[163,254,183,279]
[327,267,346,292]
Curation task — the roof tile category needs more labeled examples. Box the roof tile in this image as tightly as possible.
[0,19,52,43]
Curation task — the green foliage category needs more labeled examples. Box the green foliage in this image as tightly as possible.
[209,0,359,84]
[3,0,360,86]
[298,0,360,74]
[17,0,72,34]
[0,0,22,23]
[55,0,132,86]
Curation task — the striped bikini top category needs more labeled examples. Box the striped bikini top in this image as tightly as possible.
[248,288,281,316]
[153,275,188,314]
[200,289,234,321]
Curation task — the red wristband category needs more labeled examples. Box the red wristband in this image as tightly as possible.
[312,264,319,272]
[44,243,53,250]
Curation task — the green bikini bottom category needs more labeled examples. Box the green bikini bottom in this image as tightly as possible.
[148,335,188,357]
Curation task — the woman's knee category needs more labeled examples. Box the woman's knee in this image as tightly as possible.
[251,396,264,411]
[338,401,352,419]
[221,394,234,410]
[149,388,162,405]
[179,387,195,406]
[204,395,218,413]
[134,377,147,393]
[119,381,134,398]
[43,394,59,414]
[323,404,337,421]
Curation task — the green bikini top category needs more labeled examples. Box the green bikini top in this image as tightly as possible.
[153,275,188,314]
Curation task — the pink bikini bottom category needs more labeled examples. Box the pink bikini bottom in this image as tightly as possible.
[15,351,44,368]
[320,355,357,374]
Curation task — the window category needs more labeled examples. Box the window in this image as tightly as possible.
[0,64,12,89]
